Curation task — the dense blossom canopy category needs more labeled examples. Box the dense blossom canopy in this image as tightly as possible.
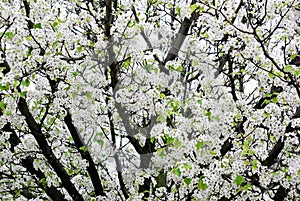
[0,0,300,200]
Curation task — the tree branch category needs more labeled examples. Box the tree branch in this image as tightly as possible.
[64,111,106,196]
[17,97,84,201]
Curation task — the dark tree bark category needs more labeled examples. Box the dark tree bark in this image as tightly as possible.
[64,112,105,196]
[18,97,84,201]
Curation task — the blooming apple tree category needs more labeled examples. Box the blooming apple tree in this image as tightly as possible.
[0,0,299,200]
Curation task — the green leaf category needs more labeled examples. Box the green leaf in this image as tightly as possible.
[280,35,287,40]
[157,113,166,122]
[200,32,209,38]
[29,187,36,191]
[196,141,203,150]
[248,150,255,155]
[203,109,211,118]
[122,58,131,69]
[271,97,278,103]
[22,78,30,87]
[64,86,70,92]
[94,139,104,147]
[166,109,173,118]
[172,167,181,176]
[284,65,294,73]
[159,93,166,99]
[263,112,271,118]
[243,183,252,191]
[190,4,198,13]
[39,178,47,187]
[52,21,59,29]
[168,64,175,71]
[25,35,32,41]
[146,64,153,72]
[79,146,87,152]
[183,163,192,170]
[240,69,247,74]
[33,23,42,29]
[192,59,199,67]
[295,69,300,76]
[176,65,183,71]
[88,40,95,47]
[67,168,74,175]
[274,71,284,78]
[127,20,135,28]
[234,175,244,186]
[244,160,250,165]
[5,31,14,39]
[157,148,166,157]
[290,53,298,60]
[85,92,92,100]
[77,46,83,53]
[265,93,272,98]
[262,99,270,105]
[184,178,192,185]
[0,82,9,90]
[163,134,174,144]
[6,110,12,116]
[72,71,78,77]
[19,91,26,98]
[56,32,62,38]
[268,72,275,78]
[173,137,181,148]
[297,169,300,176]
[197,178,208,190]
[243,141,249,151]
[14,188,20,196]
[175,6,181,14]
[52,41,59,48]
[48,117,56,125]
[0,101,6,110]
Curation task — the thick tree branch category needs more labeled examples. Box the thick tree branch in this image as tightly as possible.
[2,123,67,200]
[21,156,68,201]
[164,12,200,66]
[161,1,200,76]
[64,112,106,197]
[261,137,285,167]
[273,185,288,201]
[17,97,84,201]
